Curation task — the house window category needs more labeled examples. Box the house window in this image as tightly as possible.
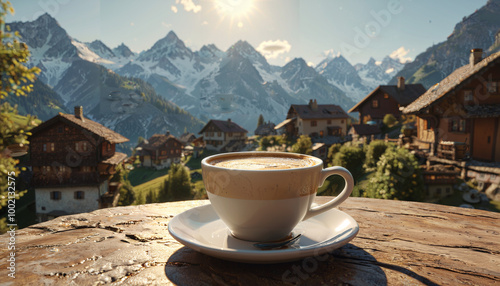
[170,150,174,154]
[449,118,467,132]
[83,142,88,151]
[43,143,47,152]
[320,130,324,137]
[327,120,331,125]
[372,99,379,108]
[75,142,79,152]
[487,81,498,93]
[58,126,63,133]
[50,142,55,152]
[107,143,111,151]
[50,191,61,200]
[81,166,92,172]
[311,120,317,127]
[384,94,389,99]
[161,150,167,155]
[74,191,85,200]
[228,132,233,137]
[217,132,221,137]
[464,90,473,102]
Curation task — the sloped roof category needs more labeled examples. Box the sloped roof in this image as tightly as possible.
[274,118,296,129]
[403,51,500,114]
[30,113,129,144]
[349,124,381,136]
[349,84,426,113]
[101,152,128,165]
[139,134,182,150]
[198,119,248,134]
[291,104,348,120]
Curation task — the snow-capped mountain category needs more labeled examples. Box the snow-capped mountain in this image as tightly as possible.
[7,14,204,153]
[316,54,406,101]
[10,13,361,136]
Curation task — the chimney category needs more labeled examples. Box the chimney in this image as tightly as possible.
[309,99,318,110]
[74,106,84,121]
[165,130,170,136]
[397,77,405,91]
[470,48,483,66]
[227,118,231,123]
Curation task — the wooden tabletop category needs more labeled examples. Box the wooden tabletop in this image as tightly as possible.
[0,197,499,285]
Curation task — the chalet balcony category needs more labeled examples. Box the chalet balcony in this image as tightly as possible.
[32,171,101,187]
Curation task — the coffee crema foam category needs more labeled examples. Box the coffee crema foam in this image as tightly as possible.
[210,156,316,170]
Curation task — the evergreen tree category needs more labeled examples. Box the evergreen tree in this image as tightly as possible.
[257,114,265,128]
[169,164,192,201]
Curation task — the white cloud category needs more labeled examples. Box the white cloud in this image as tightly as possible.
[202,20,209,26]
[389,46,412,63]
[177,0,202,13]
[162,22,172,28]
[322,49,340,58]
[171,5,178,13]
[256,39,291,59]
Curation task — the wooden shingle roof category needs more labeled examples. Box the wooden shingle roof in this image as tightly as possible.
[348,84,426,113]
[198,119,248,134]
[403,51,500,114]
[30,112,129,144]
[140,134,182,150]
[290,104,348,120]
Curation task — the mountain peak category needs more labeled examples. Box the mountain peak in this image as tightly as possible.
[166,30,180,42]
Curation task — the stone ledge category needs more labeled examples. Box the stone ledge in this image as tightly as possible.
[1,197,499,285]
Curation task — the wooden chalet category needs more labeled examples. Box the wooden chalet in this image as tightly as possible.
[136,132,183,169]
[275,99,348,138]
[402,49,500,162]
[198,119,248,151]
[29,106,129,222]
[349,77,426,124]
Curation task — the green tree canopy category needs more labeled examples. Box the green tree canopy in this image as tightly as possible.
[383,114,397,127]
[364,140,395,172]
[291,135,312,155]
[0,1,40,233]
[364,147,424,201]
[332,145,365,181]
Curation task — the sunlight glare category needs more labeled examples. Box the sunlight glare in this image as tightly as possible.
[214,0,255,28]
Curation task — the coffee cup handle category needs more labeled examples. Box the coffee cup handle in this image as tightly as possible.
[303,166,354,221]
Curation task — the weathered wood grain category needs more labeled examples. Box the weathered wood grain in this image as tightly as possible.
[0,197,498,285]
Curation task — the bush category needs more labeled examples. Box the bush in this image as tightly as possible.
[383,114,397,127]
[364,140,395,172]
[364,147,424,201]
[327,143,342,165]
[291,135,312,155]
[332,145,365,181]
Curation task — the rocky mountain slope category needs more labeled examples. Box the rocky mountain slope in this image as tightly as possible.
[390,0,500,88]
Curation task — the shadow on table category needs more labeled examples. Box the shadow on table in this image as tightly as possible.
[165,244,390,285]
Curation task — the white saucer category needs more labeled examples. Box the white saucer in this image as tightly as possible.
[168,204,359,264]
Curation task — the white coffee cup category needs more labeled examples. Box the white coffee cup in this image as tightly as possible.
[201,151,354,242]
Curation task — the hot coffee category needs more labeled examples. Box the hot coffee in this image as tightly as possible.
[210,154,316,170]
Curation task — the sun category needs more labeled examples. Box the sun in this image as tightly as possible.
[214,0,256,28]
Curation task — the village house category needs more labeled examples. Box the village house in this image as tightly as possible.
[198,119,248,151]
[403,49,500,162]
[254,122,277,136]
[135,132,183,169]
[178,132,197,145]
[29,106,129,222]
[348,77,426,124]
[275,99,348,138]
[403,49,500,200]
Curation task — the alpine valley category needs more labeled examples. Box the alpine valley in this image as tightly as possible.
[4,14,413,153]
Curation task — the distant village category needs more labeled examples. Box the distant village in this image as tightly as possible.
[19,48,500,223]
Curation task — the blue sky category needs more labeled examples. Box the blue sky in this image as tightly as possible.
[8,0,488,66]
